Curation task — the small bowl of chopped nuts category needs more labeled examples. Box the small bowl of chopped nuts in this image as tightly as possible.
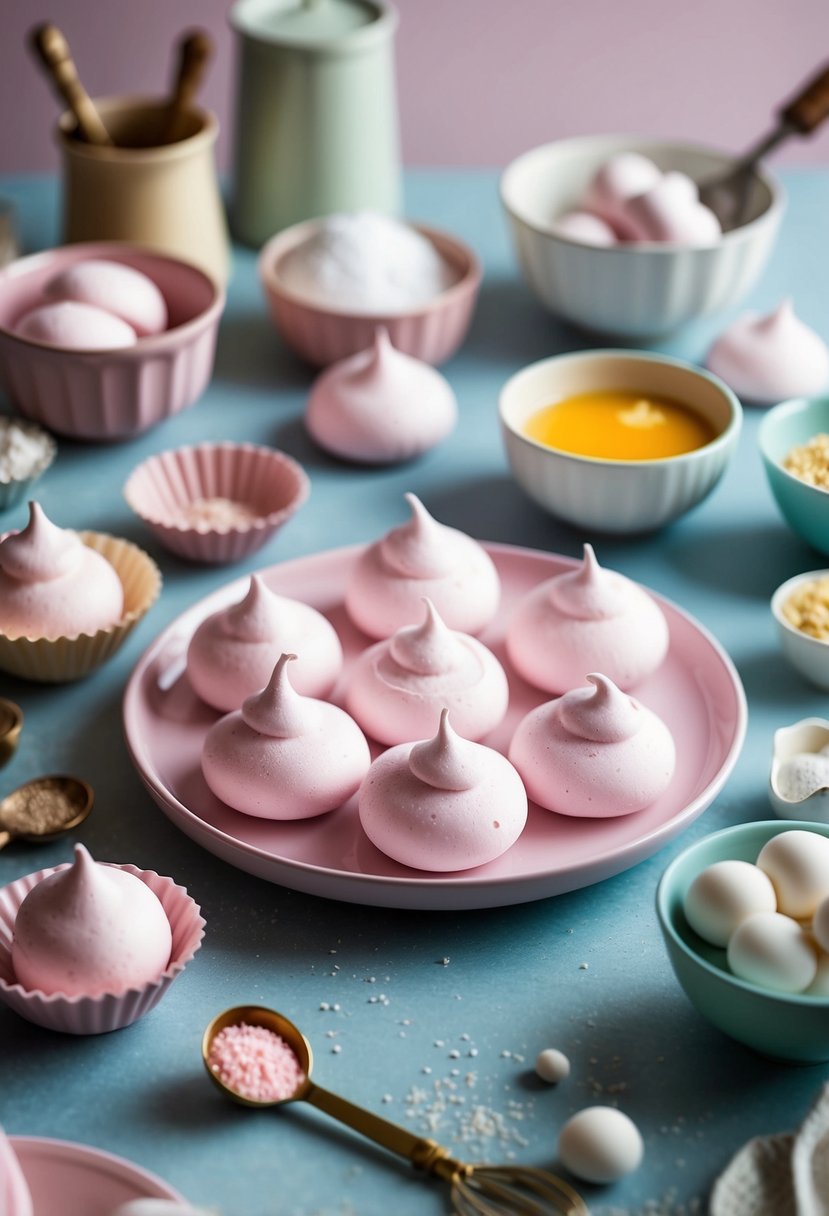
[759,396,829,556]
[771,569,829,690]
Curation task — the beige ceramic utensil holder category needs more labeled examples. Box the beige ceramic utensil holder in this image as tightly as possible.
[57,95,229,285]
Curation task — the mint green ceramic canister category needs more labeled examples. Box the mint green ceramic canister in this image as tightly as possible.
[230,0,402,247]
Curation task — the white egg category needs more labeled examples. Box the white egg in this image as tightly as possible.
[557,1105,643,1184]
[45,259,168,337]
[812,894,829,953]
[553,211,617,246]
[804,950,829,996]
[621,174,721,245]
[15,301,137,350]
[756,830,829,919]
[683,859,776,947]
[727,911,817,993]
[583,153,661,226]
[535,1047,570,1084]
[776,753,829,802]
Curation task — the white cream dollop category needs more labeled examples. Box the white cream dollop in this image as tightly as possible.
[0,501,124,640]
[345,599,509,745]
[344,493,500,638]
[359,709,527,871]
[201,653,370,820]
[186,574,343,710]
[305,327,457,463]
[506,544,669,694]
[706,299,829,404]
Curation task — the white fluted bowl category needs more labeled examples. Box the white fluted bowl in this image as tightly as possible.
[500,135,784,338]
[499,350,741,533]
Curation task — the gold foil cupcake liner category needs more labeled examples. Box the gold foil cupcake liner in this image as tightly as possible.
[0,530,162,683]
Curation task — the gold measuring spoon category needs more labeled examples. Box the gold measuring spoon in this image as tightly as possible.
[0,699,23,769]
[203,1005,589,1216]
[0,776,93,850]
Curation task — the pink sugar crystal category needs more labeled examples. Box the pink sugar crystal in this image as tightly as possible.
[209,1021,305,1102]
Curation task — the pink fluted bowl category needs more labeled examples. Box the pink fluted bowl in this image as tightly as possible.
[258,220,481,367]
[0,242,225,441]
[123,441,310,564]
[0,861,205,1034]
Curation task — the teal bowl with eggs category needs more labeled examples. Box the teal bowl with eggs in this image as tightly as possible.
[656,820,829,1063]
[759,396,829,556]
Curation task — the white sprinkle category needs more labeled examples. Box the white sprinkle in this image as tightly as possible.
[332,1044,342,1054]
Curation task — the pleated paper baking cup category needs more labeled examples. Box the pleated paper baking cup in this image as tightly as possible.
[123,442,310,563]
[0,861,205,1034]
[0,531,162,682]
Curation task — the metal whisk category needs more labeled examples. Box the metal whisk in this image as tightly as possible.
[203,1005,589,1216]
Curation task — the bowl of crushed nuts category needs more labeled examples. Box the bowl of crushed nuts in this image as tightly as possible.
[771,569,829,690]
[759,396,829,556]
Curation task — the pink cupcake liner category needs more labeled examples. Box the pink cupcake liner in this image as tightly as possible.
[0,862,205,1034]
[259,222,481,367]
[123,442,310,564]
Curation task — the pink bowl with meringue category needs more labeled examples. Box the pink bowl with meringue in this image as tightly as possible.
[123,442,310,564]
[258,220,481,367]
[0,243,224,440]
[501,135,784,338]
[0,859,205,1034]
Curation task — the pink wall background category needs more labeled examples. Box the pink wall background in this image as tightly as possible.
[2,0,828,172]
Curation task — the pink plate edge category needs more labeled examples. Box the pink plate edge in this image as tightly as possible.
[11,1136,185,1204]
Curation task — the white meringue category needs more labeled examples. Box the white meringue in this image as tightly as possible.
[305,327,457,463]
[706,299,829,404]
[553,211,617,246]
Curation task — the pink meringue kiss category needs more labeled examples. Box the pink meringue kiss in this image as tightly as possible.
[359,709,528,871]
[706,299,829,405]
[11,844,173,997]
[345,598,509,745]
[0,1127,32,1216]
[186,574,343,710]
[14,301,138,349]
[509,673,676,817]
[506,544,669,694]
[0,501,124,640]
[305,327,458,464]
[44,258,168,337]
[344,493,500,639]
[201,653,371,819]
[582,152,662,233]
[553,211,617,246]
[621,171,721,245]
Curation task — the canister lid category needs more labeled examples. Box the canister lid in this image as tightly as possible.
[230,0,397,53]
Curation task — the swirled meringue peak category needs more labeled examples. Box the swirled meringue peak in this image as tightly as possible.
[0,501,124,640]
[359,709,528,871]
[305,327,457,464]
[344,493,500,638]
[706,299,829,405]
[186,574,343,710]
[506,544,668,694]
[345,598,509,745]
[509,673,675,818]
[201,653,370,820]
[0,1127,32,1216]
[11,844,172,998]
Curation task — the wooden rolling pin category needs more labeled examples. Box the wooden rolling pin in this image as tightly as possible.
[162,29,214,144]
[29,23,112,145]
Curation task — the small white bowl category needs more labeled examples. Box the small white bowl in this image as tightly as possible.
[769,717,829,822]
[500,134,784,338]
[499,349,741,533]
[0,861,205,1034]
[771,570,829,690]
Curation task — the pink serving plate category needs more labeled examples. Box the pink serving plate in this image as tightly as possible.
[11,1136,184,1213]
[123,543,746,910]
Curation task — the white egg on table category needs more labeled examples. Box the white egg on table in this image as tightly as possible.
[756,829,829,919]
[557,1105,643,1184]
[535,1047,570,1084]
[683,859,777,947]
[727,910,817,993]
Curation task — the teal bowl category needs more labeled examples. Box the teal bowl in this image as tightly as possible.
[656,820,829,1063]
[759,397,829,556]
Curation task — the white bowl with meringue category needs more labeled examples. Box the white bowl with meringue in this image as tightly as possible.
[500,136,784,338]
[499,349,741,533]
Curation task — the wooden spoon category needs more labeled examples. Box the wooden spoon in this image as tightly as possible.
[29,23,112,146]
[161,29,214,145]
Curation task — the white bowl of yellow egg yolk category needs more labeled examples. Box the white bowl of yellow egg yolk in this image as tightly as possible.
[499,349,741,534]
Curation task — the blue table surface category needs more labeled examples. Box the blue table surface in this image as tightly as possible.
[2,169,829,1216]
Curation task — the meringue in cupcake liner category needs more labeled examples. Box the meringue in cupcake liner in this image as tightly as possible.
[0,861,205,1034]
[123,442,310,564]
[0,531,161,683]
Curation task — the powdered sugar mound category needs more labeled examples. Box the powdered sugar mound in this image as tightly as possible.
[280,212,457,313]
[0,417,55,483]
